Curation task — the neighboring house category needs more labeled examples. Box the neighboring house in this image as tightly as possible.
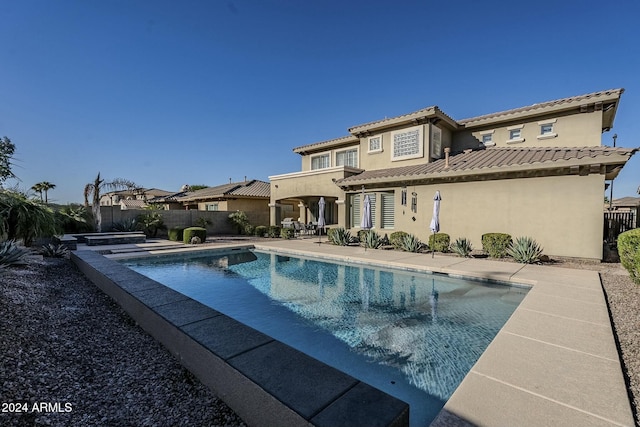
[146,191,192,210]
[175,179,270,219]
[119,199,148,210]
[100,188,174,208]
[269,89,637,259]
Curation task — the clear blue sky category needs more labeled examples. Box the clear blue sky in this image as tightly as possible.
[1,0,638,204]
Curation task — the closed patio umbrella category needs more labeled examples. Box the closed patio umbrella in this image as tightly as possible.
[429,191,441,258]
[361,194,372,230]
[317,197,326,243]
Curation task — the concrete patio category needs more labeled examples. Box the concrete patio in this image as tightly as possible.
[75,237,635,427]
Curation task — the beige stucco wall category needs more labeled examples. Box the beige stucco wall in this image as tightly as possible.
[347,174,605,259]
[456,110,604,150]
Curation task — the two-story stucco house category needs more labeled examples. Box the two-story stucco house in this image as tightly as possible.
[269,89,637,259]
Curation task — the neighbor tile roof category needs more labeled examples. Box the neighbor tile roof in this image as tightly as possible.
[335,146,637,186]
[177,180,270,202]
[120,199,148,209]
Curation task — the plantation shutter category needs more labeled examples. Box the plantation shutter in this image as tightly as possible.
[369,194,376,227]
[381,193,395,229]
[350,194,361,227]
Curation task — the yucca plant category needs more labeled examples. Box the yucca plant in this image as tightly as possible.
[362,230,382,249]
[0,240,30,268]
[328,227,352,246]
[400,234,423,252]
[40,242,70,258]
[507,236,543,264]
[451,237,473,257]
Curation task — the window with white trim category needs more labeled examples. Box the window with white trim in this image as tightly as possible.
[480,129,495,147]
[206,203,219,211]
[311,153,330,170]
[391,125,423,161]
[336,148,358,167]
[537,119,558,140]
[506,124,525,144]
[368,136,382,153]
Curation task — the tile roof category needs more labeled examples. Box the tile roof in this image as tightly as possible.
[119,199,148,209]
[293,135,360,154]
[177,180,270,202]
[335,146,637,186]
[459,89,624,126]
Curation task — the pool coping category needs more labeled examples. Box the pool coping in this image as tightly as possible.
[73,238,635,427]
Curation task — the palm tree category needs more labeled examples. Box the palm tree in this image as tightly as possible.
[32,181,56,204]
[83,173,139,232]
[31,182,44,202]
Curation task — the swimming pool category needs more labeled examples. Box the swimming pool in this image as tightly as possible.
[122,249,528,426]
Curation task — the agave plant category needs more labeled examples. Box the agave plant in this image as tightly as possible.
[507,236,543,264]
[0,240,30,268]
[400,234,423,252]
[40,242,70,258]
[451,237,473,257]
[328,227,352,246]
[362,230,382,249]
[112,218,139,232]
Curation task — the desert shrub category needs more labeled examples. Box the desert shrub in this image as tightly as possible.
[280,227,295,239]
[482,233,512,258]
[361,230,382,249]
[194,217,212,229]
[267,226,281,238]
[183,227,206,244]
[168,226,186,242]
[55,204,92,233]
[507,236,543,264]
[112,218,139,232]
[0,240,30,268]
[618,229,640,284]
[244,224,255,236]
[254,226,268,237]
[400,234,423,252]
[389,231,409,249]
[228,210,250,235]
[328,227,352,246]
[137,208,166,237]
[451,237,473,257]
[40,242,69,258]
[429,233,450,253]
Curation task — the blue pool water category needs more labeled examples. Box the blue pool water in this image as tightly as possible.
[122,250,528,426]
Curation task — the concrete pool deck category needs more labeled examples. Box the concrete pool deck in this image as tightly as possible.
[74,238,635,427]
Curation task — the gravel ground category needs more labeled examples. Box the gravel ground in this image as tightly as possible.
[1,256,638,426]
[0,257,247,427]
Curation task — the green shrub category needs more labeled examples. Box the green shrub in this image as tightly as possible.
[0,240,30,268]
[451,237,473,257]
[507,236,543,264]
[328,227,352,246]
[400,234,423,252]
[482,233,512,258]
[618,229,640,284]
[254,226,268,237]
[389,231,409,249]
[244,224,255,236]
[280,227,295,239]
[183,227,206,244]
[137,208,166,237]
[0,190,60,246]
[267,226,281,238]
[429,233,450,253]
[168,226,186,242]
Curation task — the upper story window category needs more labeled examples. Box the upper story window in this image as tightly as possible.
[537,119,558,140]
[311,153,330,170]
[336,148,358,167]
[506,124,525,144]
[391,125,423,161]
[480,130,495,147]
[368,136,382,153]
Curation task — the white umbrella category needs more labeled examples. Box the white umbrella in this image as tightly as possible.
[317,197,326,243]
[361,194,372,230]
[429,191,441,258]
